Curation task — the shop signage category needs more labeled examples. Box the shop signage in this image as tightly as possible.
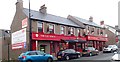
[32,32,86,41]
[22,18,28,28]
[12,28,26,49]
[87,35,108,41]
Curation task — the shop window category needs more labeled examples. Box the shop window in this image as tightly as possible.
[47,24,54,34]
[60,25,65,34]
[51,43,55,53]
[40,45,46,53]
[38,21,43,32]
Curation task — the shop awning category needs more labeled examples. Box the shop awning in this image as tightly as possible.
[64,39,87,43]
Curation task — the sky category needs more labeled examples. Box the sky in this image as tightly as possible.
[0,0,119,30]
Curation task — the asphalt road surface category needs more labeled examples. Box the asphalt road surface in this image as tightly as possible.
[55,52,119,62]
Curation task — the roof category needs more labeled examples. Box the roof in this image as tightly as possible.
[73,16,101,28]
[23,8,84,28]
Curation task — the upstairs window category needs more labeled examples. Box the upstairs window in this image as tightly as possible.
[60,25,65,34]
[91,27,94,34]
[77,29,81,36]
[100,30,103,35]
[38,21,43,32]
[47,24,54,34]
[82,29,86,36]
[97,28,99,35]
[68,27,74,35]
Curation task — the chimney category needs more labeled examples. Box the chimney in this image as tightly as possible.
[39,4,47,14]
[100,21,104,25]
[15,0,23,11]
[89,16,93,22]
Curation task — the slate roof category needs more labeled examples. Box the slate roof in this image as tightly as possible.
[23,8,84,28]
[73,16,101,28]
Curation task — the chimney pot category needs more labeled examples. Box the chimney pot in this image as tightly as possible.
[100,21,104,25]
[39,4,47,14]
[89,16,93,22]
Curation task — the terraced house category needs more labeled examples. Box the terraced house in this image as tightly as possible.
[10,0,108,60]
[10,0,86,59]
[68,15,108,51]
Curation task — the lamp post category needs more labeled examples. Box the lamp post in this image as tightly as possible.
[29,0,32,51]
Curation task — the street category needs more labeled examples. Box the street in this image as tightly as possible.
[55,52,120,62]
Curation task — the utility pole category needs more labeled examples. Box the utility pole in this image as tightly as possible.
[29,0,32,51]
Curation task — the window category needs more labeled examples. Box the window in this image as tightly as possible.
[97,28,99,35]
[91,27,94,34]
[82,29,86,36]
[60,25,65,34]
[100,29,103,35]
[68,27,74,35]
[27,52,37,55]
[77,29,81,36]
[51,42,55,53]
[38,21,43,32]
[37,51,45,55]
[47,24,54,34]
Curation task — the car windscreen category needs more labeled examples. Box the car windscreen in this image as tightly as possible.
[88,47,95,51]
[107,45,112,48]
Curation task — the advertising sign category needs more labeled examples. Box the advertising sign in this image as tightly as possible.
[12,28,26,49]
[22,18,28,28]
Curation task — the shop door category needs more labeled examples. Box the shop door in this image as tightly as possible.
[40,45,46,53]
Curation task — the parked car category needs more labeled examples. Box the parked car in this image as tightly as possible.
[82,47,99,56]
[112,51,120,60]
[57,49,81,60]
[103,45,118,53]
[18,51,53,62]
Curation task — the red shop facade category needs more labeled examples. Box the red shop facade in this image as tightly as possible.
[86,35,108,51]
[32,32,86,57]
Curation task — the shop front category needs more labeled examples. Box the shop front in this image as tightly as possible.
[32,32,86,57]
[86,35,108,51]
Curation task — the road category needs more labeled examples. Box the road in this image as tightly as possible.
[55,52,119,62]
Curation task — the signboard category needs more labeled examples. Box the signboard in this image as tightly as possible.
[22,18,28,28]
[12,28,26,49]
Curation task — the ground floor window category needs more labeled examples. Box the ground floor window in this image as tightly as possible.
[39,45,46,53]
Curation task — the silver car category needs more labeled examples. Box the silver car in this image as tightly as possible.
[103,45,118,53]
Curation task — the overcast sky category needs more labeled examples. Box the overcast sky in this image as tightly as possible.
[0,0,119,30]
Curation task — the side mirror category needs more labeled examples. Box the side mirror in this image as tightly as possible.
[114,52,117,54]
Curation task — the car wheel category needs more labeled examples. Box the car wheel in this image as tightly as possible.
[77,54,81,58]
[66,56,69,60]
[26,60,32,62]
[111,49,113,53]
[47,58,53,62]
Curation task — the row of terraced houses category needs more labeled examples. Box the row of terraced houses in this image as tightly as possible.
[0,0,119,60]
